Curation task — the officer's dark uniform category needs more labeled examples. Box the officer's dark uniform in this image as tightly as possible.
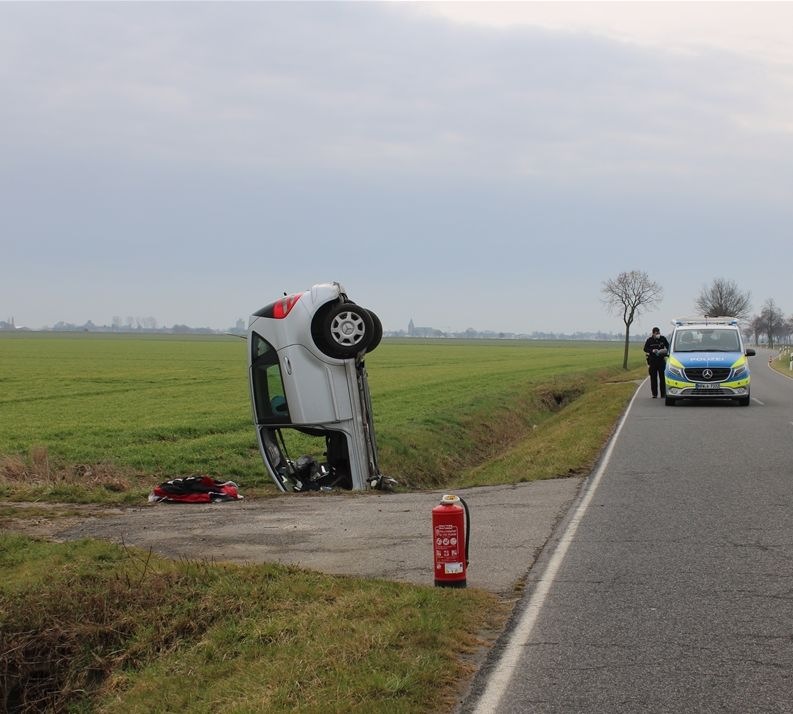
[643,330,670,398]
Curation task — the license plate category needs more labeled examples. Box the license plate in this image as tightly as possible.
[696,382,721,390]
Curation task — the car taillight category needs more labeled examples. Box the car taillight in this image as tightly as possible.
[272,293,303,319]
[250,292,305,320]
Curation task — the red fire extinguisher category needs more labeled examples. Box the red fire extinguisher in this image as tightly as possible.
[432,494,470,588]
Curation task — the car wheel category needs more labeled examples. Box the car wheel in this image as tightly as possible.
[738,395,750,406]
[664,397,675,406]
[365,310,382,353]
[311,301,374,359]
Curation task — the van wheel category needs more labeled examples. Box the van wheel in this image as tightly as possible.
[664,397,675,406]
[312,302,374,359]
[738,395,750,406]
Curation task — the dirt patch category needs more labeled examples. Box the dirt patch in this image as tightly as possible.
[0,503,121,540]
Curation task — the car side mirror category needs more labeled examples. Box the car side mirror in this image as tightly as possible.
[745,348,756,357]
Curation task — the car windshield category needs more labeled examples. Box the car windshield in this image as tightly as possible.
[673,329,741,352]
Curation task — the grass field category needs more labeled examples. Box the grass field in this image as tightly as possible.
[0,533,502,713]
[1,332,646,711]
[0,332,645,500]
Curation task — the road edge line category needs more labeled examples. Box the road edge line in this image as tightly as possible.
[471,380,643,713]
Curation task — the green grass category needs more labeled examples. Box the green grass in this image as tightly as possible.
[770,351,793,377]
[0,534,500,713]
[0,333,646,711]
[0,333,253,479]
[457,379,637,488]
[0,333,646,501]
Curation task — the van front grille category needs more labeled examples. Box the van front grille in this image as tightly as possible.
[684,368,731,381]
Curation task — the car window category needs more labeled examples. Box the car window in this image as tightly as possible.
[250,332,290,423]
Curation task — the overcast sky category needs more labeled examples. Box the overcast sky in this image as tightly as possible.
[3,2,793,334]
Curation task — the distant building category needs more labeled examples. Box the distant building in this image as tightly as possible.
[407,318,440,338]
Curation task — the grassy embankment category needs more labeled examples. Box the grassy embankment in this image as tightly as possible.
[1,533,498,713]
[0,333,645,712]
[769,349,793,377]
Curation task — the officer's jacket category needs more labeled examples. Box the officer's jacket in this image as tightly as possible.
[643,335,670,365]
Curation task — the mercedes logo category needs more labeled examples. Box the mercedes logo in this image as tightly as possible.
[702,369,714,380]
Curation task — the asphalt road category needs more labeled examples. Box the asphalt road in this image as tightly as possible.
[461,350,793,713]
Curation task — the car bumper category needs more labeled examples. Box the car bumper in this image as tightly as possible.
[665,377,750,398]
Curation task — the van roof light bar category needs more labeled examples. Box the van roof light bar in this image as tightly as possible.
[671,316,739,327]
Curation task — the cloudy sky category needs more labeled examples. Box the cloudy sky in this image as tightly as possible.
[3,2,793,334]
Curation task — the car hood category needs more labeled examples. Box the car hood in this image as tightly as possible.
[669,352,745,369]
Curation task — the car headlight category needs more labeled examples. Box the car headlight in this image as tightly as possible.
[667,366,684,379]
[732,365,747,379]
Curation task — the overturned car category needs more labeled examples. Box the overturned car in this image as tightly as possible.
[248,282,390,492]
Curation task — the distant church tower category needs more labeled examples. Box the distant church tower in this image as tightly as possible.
[408,318,415,336]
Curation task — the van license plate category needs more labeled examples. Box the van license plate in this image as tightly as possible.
[696,383,720,390]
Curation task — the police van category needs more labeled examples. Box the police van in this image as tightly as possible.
[664,317,756,406]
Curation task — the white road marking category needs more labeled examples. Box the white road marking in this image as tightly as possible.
[472,384,642,713]
[753,397,765,405]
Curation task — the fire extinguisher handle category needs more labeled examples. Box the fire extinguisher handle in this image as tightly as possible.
[459,496,471,567]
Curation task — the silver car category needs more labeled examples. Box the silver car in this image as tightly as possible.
[247,282,389,491]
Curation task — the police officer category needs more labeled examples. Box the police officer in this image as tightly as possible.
[643,326,670,398]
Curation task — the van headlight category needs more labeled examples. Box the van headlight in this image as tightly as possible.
[667,365,684,379]
[732,365,747,379]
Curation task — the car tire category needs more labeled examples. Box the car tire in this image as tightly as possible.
[738,395,750,406]
[311,301,375,359]
[664,397,676,406]
[365,310,382,353]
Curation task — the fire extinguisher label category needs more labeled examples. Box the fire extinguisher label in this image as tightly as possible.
[434,523,461,566]
[444,562,464,574]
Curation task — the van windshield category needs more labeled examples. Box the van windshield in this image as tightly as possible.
[673,329,741,352]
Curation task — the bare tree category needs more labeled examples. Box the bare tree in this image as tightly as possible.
[783,315,793,345]
[695,278,751,320]
[754,298,786,348]
[746,315,762,346]
[601,270,663,369]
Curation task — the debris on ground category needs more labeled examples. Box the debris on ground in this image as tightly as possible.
[148,475,242,504]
